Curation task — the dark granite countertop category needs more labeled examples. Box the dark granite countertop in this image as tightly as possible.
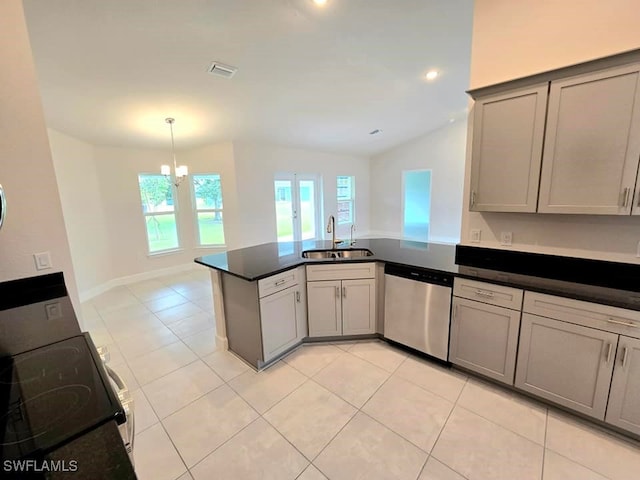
[195,238,458,281]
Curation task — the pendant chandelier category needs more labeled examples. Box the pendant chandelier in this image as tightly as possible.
[161,117,188,187]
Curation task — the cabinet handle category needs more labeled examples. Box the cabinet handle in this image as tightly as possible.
[471,190,477,207]
[637,191,640,207]
[621,187,631,207]
[607,317,638,328]
[621,346,629,368]
[454,305,458,318]
[474,289,494,298]
[342,286,346,298]
[296,291,300,303]
[275,279,286,286]
[335,286,339,298]
[605,342,613,363]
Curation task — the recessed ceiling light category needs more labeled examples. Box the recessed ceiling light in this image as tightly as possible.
[313,0,328,6]
[425,70,439,81]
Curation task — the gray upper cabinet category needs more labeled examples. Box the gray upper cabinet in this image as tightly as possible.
[515,313,618,420]
[538,64,640,214]
[606,335,640,435]
[470,85,548,212]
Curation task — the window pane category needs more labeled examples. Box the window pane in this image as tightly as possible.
[275,180,294,242]
[337,175,353,201]
[337,200,353,224]
[138,175,174,213]
[197,211,225,245]
[193,174,223,209]
[337,176,354,225]
[145,213,179,252]
[403,170,431,241]
[299,180,316,240]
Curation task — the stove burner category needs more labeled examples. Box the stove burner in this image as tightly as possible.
[0,346,83,385]
[0,384,92,446]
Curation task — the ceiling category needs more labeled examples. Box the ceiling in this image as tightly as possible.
[22,0,473,156]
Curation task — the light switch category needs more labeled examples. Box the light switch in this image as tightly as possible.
[500,232,513,246]
[34,251,52,270]
[470,229,481,243]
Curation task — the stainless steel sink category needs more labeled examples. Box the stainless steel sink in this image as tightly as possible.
[301,248,374,259]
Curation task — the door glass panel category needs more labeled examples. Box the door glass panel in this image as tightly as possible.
[275,180,294,242]
[403,170,431,241]
[299,180,316,240]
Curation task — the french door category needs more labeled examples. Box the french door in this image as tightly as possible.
[274,173,321,243]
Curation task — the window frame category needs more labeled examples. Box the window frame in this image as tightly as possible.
[336,175,355,225]
[190,173,226,247]
[138,173,182,255]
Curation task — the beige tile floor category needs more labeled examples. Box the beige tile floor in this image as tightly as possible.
[82,268,640,480]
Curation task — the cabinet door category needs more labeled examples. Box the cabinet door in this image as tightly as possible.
[260,286,301,363]
[449,298,521,385]
[515,313,617,419]
[342,279,376,335]
[606,336,640,435]
[538,64,640,214]
[307,280,342,337]
[470,84,548,212]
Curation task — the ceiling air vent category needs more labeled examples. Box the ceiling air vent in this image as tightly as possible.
[207,61,238,79]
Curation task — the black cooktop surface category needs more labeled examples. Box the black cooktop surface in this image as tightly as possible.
[0,334,125,462]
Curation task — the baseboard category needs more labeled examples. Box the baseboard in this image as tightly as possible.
[78,262,201,302]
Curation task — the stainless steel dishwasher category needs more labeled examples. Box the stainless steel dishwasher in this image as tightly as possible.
[383,263,453,361]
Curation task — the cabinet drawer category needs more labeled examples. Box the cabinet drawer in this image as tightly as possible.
[523,292,640,339]
[306,262,376,281]
[258,268,299,298]
[453,278,523,310]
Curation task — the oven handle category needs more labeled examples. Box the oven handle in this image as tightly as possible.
[105,364,135,462]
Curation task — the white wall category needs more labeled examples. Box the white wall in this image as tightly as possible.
[48,129,113,293]
[369,120,467,244]
[91,141,235,281]
[232,142,371,247]
[0,0,79,306]
[462,0,640,263]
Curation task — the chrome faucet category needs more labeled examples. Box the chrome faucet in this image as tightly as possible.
[350,224,356,245]
[326,215,338,246]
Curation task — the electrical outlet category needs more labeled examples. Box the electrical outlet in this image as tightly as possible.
[500,231,513,246]
[470,229,481,243]
[34,251,52,271]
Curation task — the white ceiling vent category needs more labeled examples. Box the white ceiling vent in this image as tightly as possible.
[208,61,238,79]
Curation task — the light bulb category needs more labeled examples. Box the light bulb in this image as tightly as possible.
[425,70,439,81]
[161,165,171,176]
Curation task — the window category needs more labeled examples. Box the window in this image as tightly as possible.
[337,175,355,225]
[274,173,321,243]
[192,174,225,246]
[138,174,179,253]
[402,170,432,241]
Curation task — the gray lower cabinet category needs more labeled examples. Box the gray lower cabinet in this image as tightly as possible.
[307,280,342,337]
[259,284,307,363]
[606,336,640,435]
[515,313,618,420]
[450,297,521,385]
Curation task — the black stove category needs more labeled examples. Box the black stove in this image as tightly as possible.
[0,334,125,463]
